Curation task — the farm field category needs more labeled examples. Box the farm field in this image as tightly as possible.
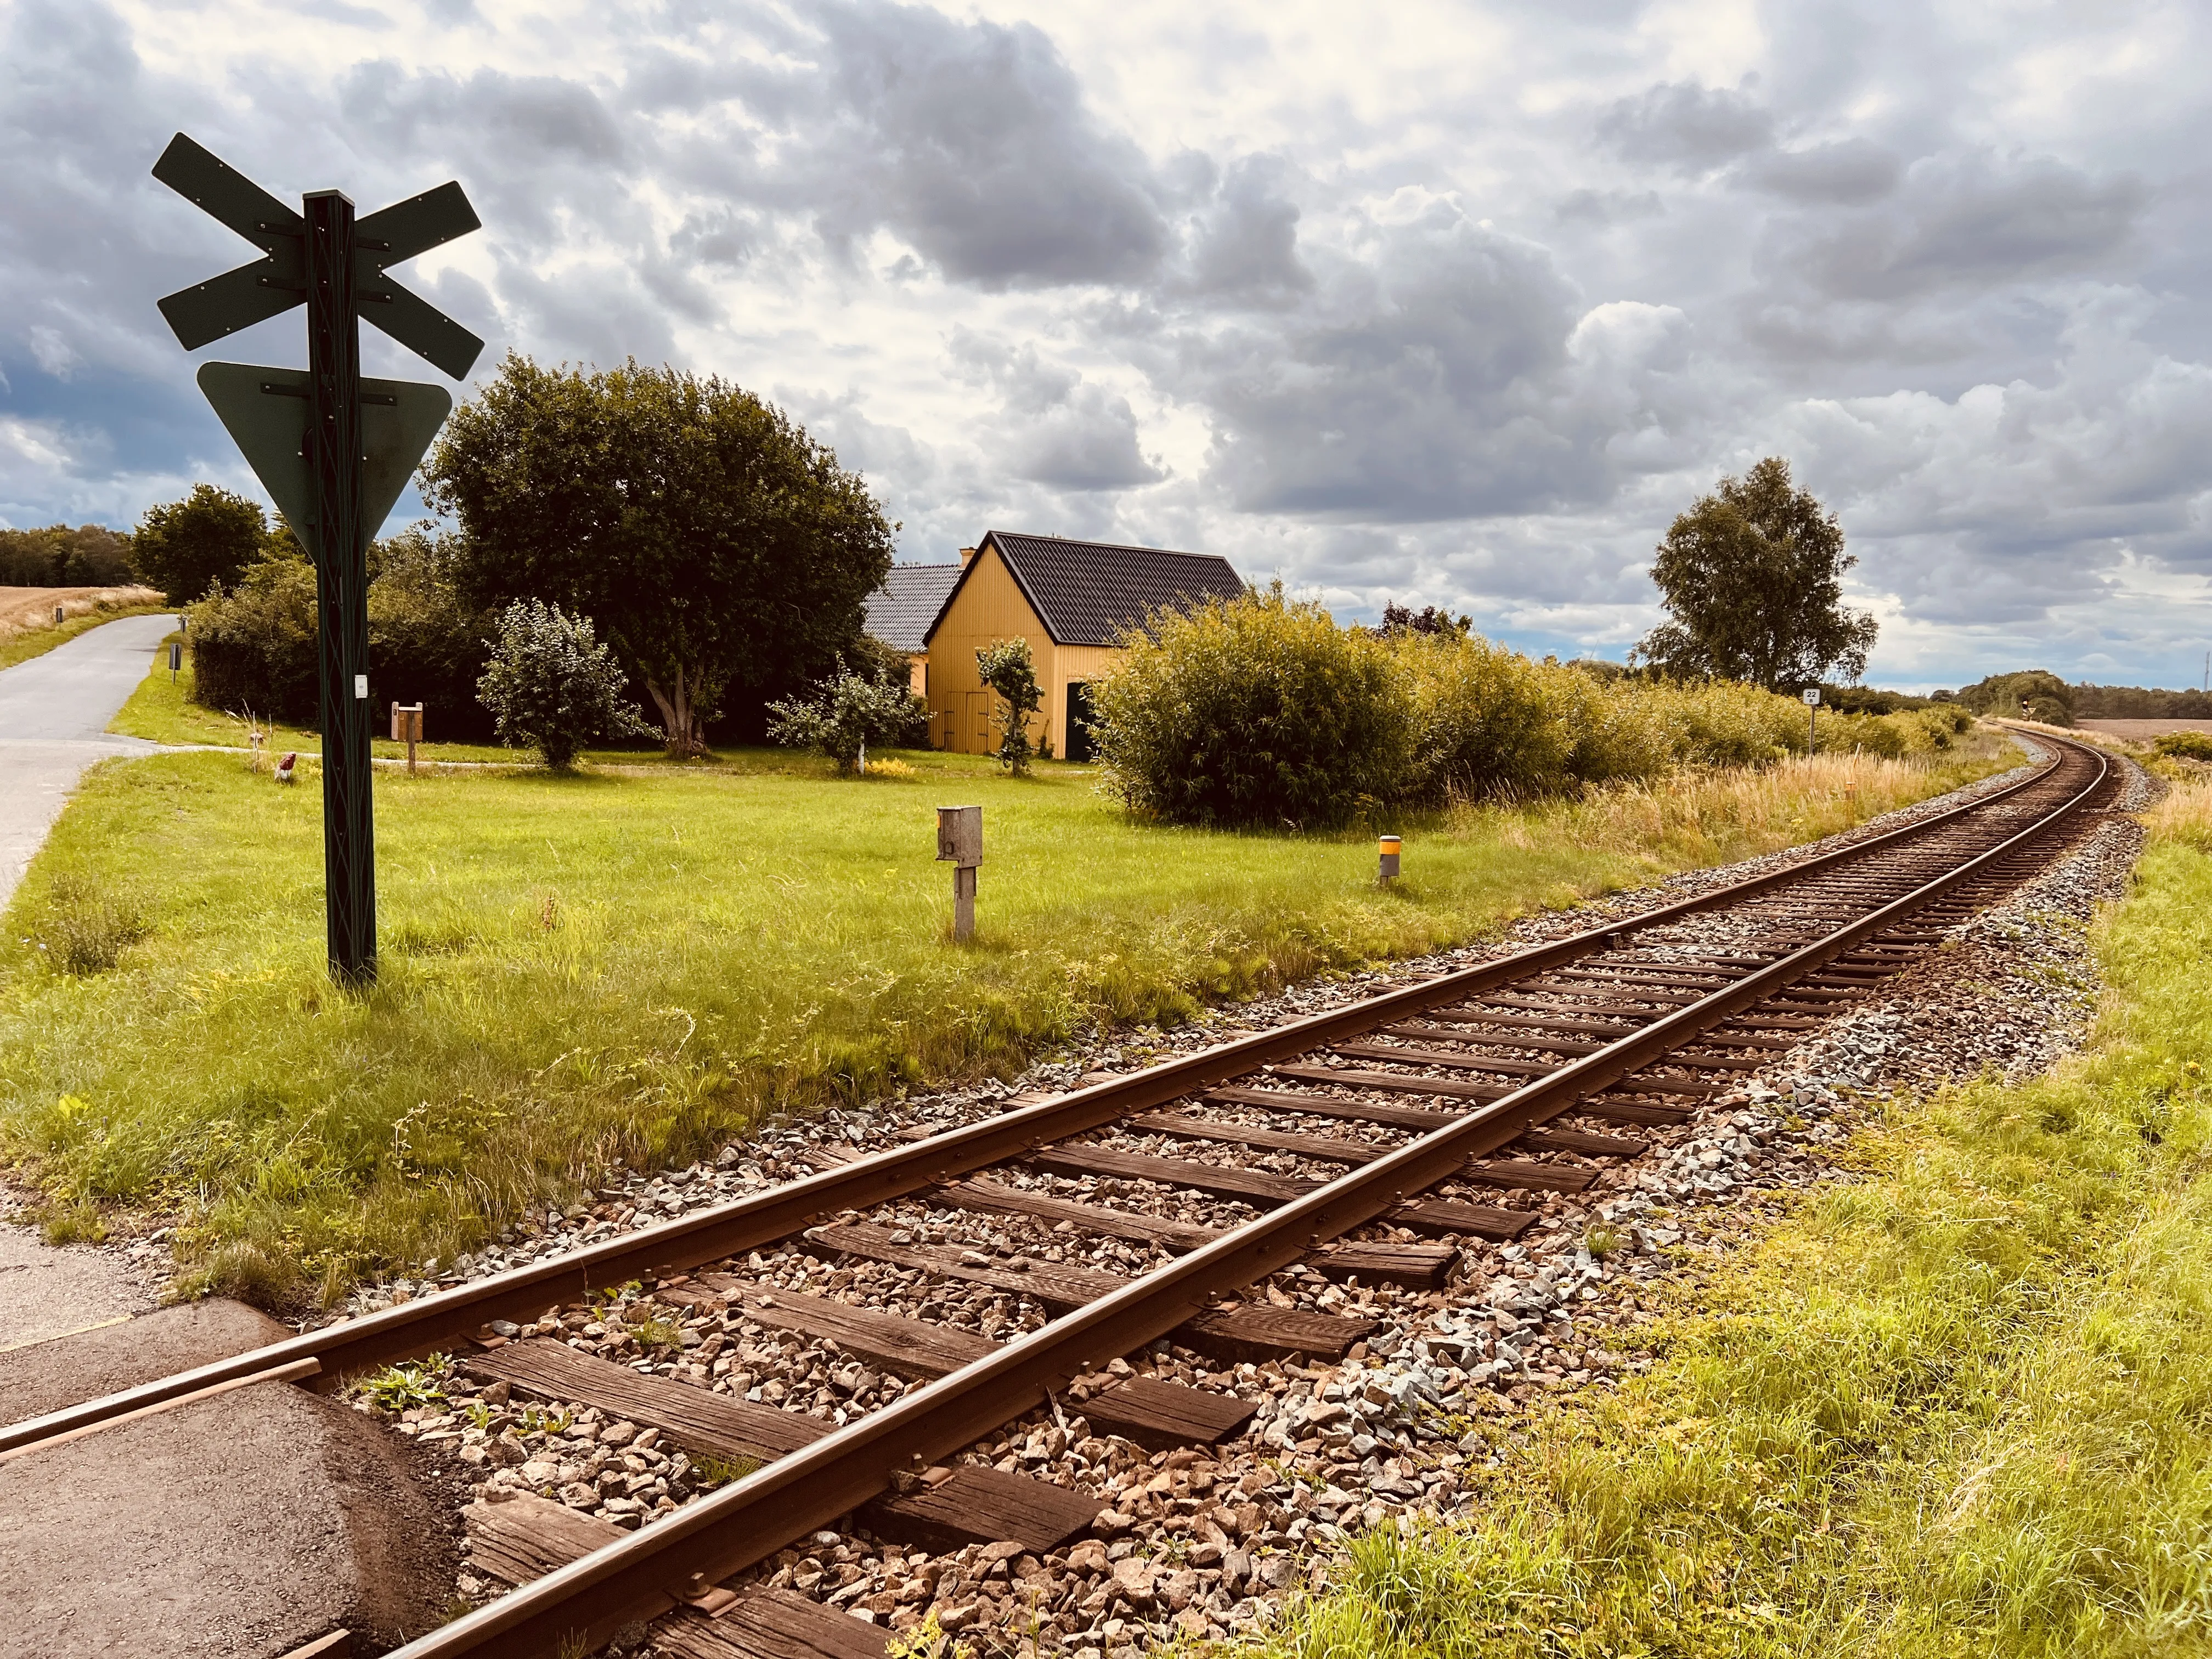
[0,733,2010,1307]
[2077,718,2212,740]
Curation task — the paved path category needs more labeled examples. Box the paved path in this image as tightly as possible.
[0,612,176,910]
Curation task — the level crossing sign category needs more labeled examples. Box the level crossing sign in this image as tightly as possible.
[152,133,485,985]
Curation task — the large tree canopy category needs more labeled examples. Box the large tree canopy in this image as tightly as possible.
[1634,457,1877,692]
[421,355,895,752]
[129,484,266,602]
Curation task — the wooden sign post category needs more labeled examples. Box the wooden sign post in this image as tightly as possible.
[936,805,983,941]
[390,702,424,774]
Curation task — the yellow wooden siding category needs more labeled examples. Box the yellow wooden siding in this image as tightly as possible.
[924,545,1127,757]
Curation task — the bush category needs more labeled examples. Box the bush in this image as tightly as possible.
[476,600,653,769]
[186,552,321,724]
[1399,633,1575,800]
[367,527,494,742]
[1093,595,1958,827]
[187,528,498,737]
[765,667,927,773]
[1091,586,1413,828]
[2154,731,2212,761]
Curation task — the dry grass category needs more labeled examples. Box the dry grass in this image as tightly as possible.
[2140,771,2212,852]
[0,586,166,670]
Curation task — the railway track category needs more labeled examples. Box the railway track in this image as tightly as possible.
[2,732,2118,1659]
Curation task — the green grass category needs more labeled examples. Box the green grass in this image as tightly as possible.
[0,601,169,672]
[1238,784,2212,1659]
[0,737,2005,1307]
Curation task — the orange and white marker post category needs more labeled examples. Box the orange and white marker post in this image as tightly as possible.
[1379,833,1402,885]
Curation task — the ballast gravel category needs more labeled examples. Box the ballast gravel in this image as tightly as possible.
[341,748,2153,1658]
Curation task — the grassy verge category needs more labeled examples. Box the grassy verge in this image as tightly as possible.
[0,736,2007,1306]
[1242,778,2212,1659]
[0,592,168,671]
[108,649,793,769]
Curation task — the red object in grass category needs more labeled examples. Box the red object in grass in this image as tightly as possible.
[274,752,298,784]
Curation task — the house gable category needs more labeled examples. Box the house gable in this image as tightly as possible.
[923,531,1244,650]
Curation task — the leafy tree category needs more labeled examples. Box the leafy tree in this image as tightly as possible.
[130,484,267,602]
[476,600,653,769]
[1634,458,1877,691]
[977,637,1044,773]
[765,665,926,772]
[422,354,895,755]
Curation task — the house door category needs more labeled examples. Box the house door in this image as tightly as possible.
[1065,681,1097,763]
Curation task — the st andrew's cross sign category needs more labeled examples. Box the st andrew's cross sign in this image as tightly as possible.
[153,134,484,985]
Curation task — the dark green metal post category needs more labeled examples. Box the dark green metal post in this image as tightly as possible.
[304,188,376,986]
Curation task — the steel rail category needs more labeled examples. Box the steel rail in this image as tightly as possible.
[387,737,2111,1658]
[0,743,2072,1459]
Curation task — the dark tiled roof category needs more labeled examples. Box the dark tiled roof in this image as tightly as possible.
[864,562,963,652]
[953,532,1245,647]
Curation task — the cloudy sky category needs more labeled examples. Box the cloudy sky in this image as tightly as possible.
[4,0,2210,689]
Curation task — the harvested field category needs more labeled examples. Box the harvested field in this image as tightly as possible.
[2076,717,2212,739]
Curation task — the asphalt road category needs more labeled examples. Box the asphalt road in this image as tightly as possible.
[0,612,176,909]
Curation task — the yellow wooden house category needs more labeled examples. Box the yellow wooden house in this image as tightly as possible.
[913,531,1245,760]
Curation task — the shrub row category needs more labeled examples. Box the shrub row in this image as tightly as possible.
[186,529,495,739]
[1091,588,1968,828]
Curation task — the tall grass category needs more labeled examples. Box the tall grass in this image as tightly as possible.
[0,738,2007,1306]
[1234,775,2212,1659]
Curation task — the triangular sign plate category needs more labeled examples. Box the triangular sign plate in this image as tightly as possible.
[196,362,453,557]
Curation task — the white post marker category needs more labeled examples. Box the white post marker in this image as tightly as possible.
[936,805,983,941]
[1803,686,1821,755]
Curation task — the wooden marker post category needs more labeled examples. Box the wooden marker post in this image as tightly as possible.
[936,805,983,941]
[390,702,424,774]
[1378,833,1402,886]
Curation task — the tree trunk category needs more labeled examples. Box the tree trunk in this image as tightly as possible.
[644,665,706,758]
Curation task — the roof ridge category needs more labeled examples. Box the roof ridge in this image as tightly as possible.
[989,529,1222,562]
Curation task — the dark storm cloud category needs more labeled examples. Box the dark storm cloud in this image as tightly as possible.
[1598,80,1774,173]
[1172,204,1600,521]
[795,0,1170,289]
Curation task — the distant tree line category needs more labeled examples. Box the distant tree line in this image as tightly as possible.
[0,523,135,588]
[1930,672,2212,727]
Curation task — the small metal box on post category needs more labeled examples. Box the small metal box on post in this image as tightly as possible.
[936,805,983,941]
[1378,833,1402,886]
[390,702,424,774]
[53,605,65,625]
[1802,686,1821,755]
[168,641,183,683]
